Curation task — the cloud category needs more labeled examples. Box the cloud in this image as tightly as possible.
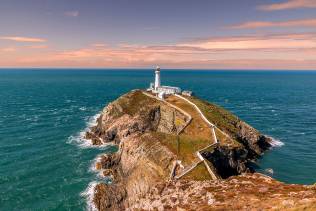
[27,45,48,49]
[177,33,316,50]
[0,36,46,42]
[2,33,316,70]
[92,43,107,48]
[144,26,160,30]
[64,11,79,17]
[0,47,16,52]
[230,18,316,29]
[258,0,316,11]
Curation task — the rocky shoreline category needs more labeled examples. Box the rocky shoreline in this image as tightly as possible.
[84,90,316,210]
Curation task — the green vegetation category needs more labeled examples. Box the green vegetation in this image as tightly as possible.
[152,132,211,164]
[187,96,242,147]
[181,162,212,181]
[116,90,158,116]
[120,92,244,180]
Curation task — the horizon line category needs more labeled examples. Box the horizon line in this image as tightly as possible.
[0,67,316,72]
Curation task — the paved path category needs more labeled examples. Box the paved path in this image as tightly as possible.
[142,91,224,180]
[167,94,219,180]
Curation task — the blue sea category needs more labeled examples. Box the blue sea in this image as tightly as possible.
[1,69,316,210]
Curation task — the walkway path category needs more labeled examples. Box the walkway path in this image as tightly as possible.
[166,94,219,180]
[142,91,232,180]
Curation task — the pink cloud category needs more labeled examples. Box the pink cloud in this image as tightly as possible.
[258,0,316,11]
[2,33,316,70]
[230,18,316,29]
[92,43,107,48]
[0,47,16,52]
[27,45,48,49]
[0,36,46,42]
[177,33,316,50]
[64,11,79,17]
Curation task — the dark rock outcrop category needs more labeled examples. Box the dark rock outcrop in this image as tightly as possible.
[202,146,250,179]
[236,121,272,157]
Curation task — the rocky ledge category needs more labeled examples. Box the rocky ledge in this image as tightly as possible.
[85,90,316,210]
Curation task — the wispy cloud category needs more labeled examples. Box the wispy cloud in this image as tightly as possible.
[2,33,316,70]
[258,0,316,11]
[92,43,107,48]
[0,36,46,42]
[229,18,316,29]
[144,26,160,30]
[27,45,48,49]
[177,33,316,50]
[64,11,79,17]
[0,47,16,52]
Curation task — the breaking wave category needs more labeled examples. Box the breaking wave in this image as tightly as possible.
[268,136,284,147]
[67,113,101,148]
[81,181,98,211]
[89,155,106,179]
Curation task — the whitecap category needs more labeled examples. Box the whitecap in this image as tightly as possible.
[81,181,98,211]
[89,155,103,173]
[79,107,87,111]
[264,168,274,175]
[87,113,101,128]
[67,113,101,148]
[267,136,284,147]
[89,155,115,179]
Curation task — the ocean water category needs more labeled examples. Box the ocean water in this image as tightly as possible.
[1,69,316,210]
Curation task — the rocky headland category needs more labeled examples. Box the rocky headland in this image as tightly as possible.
[85,90,316,210]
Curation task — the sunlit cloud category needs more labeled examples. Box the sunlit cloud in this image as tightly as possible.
[230,18,316,29]
[27,45,48,49]
[64,11,79,17]
[2,33,316,70]
[92,43,107,48]
[177,33,316,50]
[258,0,316,11]
[0,47,16,52]
[0,36,46,42]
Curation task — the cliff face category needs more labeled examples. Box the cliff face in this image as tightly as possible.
[88,90,187,209]
[86,91,188,145]
[130,173,316,210]
[85,90,316,210]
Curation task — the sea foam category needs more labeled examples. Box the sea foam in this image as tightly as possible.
[67,113,101,148]
[81,181,98,211]
[267,136,284,147]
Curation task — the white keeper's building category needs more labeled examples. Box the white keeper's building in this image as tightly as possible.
[148,66,192,99]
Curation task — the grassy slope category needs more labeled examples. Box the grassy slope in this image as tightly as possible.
[187,96,243,148]
[115,90,158,116]
[113,91,246,181]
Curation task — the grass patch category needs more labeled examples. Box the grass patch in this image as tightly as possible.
[116,90,158,116]
[187,96,242,147]
[152,132,211,165]
[181,162,212,181]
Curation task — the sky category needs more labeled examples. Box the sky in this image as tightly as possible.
[1,0,316,70]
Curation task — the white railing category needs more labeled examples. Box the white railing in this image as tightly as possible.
[175,94,233,142]
[143,91,223,180]
[175,94,215,128]
[174,160,203,179]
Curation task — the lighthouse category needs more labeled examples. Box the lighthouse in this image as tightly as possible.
[148,66,185,99]
[154,66,161,91]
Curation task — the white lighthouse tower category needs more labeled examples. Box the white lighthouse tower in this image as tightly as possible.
[148,66,185,99]
[154,66,161,91]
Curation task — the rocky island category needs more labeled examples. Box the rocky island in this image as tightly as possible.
[84,89,316,211]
